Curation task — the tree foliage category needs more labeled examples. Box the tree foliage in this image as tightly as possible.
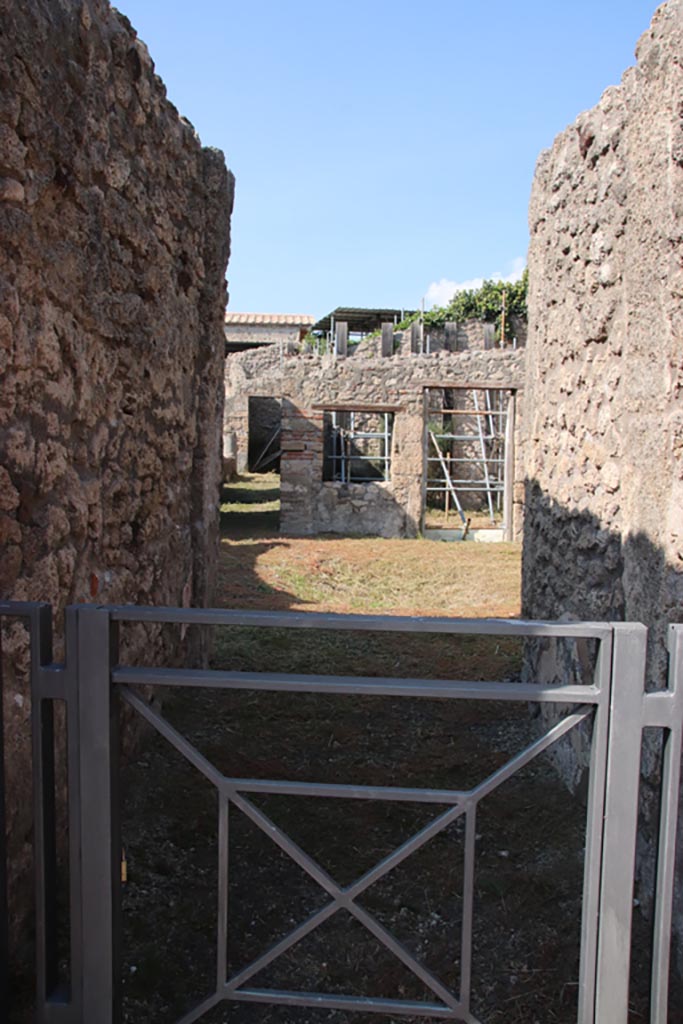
[398,268,527,339]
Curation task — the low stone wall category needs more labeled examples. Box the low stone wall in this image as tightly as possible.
[522,0,683,967]
[224,346,525,538]
[424,320,494,352]
[1,0,233,958]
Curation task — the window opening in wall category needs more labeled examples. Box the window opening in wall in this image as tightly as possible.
[248,396,282,473]
[323,410,394,483]
[424,387,513,532]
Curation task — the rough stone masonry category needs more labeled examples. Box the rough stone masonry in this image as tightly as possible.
[522,0,683,970]
[0,0,233,955]
[224,339,525,538]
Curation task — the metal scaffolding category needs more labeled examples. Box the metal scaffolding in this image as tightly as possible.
[424,387,513,531]
[323,410,393,483]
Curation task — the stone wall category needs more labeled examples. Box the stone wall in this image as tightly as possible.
[391,319,526,356]
[224,345,525,538]
[0,0,233,959]
[402,320,495,354]
[522,0,683,967]
[225,322,311,348]
[378,319,500,356]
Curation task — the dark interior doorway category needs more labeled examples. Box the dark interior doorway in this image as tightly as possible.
[248,396,282,473]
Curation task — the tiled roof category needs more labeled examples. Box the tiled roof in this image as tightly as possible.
[225,312,315,326]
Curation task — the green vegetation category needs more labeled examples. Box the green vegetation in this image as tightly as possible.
[301,331,329,354]
[397,268,528,340]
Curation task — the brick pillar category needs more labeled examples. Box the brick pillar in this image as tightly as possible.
[279,401,324,535]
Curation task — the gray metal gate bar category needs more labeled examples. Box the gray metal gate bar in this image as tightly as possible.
[0,601,88,1024]
[120,662,598,1022]
[216,795,229,990]
[224,901,339,995]
[58,608,84,1024]
[7,600,681,1023]
[595,623,648,1024]
[75,606,121,1024]
[114,665,603,703]
[343,805,466,899]
[123,685,468,805]
[174,990,223,1024]
[649,625,683,1023]
[31,603,59,1011]
[577,629,614,1024]
[226,792,461,1009]
[346,901,461,1012]
[108,607,621,1024]
[459,808,476,1011]
[120,686,223,787]
[106,605,613,637]
[231,989,463,1017]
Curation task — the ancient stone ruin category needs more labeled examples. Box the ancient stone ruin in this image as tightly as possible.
[0,0,233,952]
[224,322,525,539]
[3,0,683,1007]
[522,0,683,969]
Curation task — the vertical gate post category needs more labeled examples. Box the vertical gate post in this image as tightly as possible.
[649,625,683,1022]
[76,606,121,1024]
[595,623,647,1023]
[30,603,59,1012]
[577,630,614,1024]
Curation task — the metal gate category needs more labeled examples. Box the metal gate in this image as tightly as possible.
[1,601,681,1023]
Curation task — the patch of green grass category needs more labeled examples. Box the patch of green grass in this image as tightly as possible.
[220,497,280,514]
[220,471,281,538]
[221,470,280,507]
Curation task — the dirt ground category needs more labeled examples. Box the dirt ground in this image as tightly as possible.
[113,477,676,1021]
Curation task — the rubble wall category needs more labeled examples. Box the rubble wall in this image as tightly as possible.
[522,0,683,966]
[0,0,233,954]
[224,347,525,538]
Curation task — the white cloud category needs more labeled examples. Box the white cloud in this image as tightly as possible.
[424,256,526,309]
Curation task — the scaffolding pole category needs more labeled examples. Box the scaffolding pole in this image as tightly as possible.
[425,387,510,530]
[252,425,282,472]
[503,391,515,541]
[429,431,466,525]
[327,411,392,483]
[473,390,496,524]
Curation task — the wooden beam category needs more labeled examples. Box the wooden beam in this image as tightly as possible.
[422,382,519,391]
[312,403,403,413]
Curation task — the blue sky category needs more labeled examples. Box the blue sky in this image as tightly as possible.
[120,0,658,317]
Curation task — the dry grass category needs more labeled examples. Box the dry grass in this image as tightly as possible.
[219,536,521,618]
[219,474,521,620]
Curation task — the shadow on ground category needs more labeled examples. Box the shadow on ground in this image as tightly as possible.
[220,472,281,540]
